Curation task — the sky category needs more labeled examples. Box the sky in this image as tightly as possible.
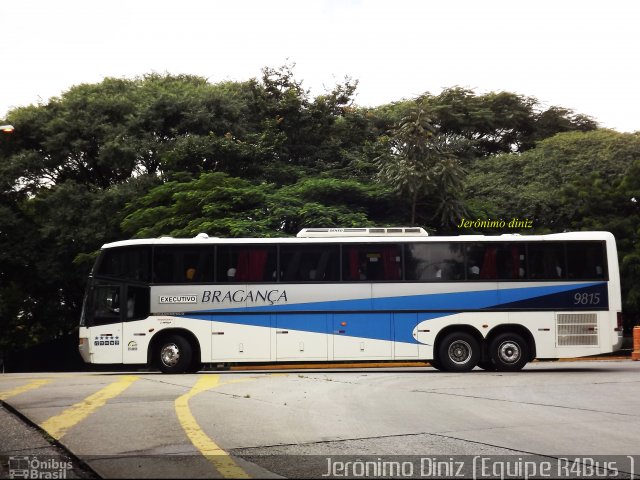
[1,0,639,132]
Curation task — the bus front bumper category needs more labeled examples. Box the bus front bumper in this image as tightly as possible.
[78,337,91,363]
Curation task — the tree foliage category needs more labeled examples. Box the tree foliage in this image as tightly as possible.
[464,130,639,231]
[421,87,597,157]
[375,106,467,227]
[122,173,394,239]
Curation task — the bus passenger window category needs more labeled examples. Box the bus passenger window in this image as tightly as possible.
[217,246,277,283]
[466,243,526,281]
[153,247,214,283]
[528,243,566,280]
[343,244,402,281]
[466,244,498,280]
[280,245,339,282]
[566,242,606,280]
[97,247,151,282]
[405,243,464,281]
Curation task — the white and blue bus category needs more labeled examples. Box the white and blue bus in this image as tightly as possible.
[78,228,623,373]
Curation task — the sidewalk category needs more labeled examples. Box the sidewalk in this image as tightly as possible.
[0,403,97,479]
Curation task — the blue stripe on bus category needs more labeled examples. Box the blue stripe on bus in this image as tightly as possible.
[202,282,605,313]
[198,311,451,344]
[179,282,607,344]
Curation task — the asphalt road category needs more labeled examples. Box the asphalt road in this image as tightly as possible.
[1,360,639,478]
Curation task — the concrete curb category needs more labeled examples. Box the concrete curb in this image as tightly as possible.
[229,354,632,371]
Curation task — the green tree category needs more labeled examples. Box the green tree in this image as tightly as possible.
[0,177,155,350]
[563,155,640,324]
[421,87,597,157]
[122,172,276,238]
[376,107,466,227]
[122,173,395,239]
[464,129,639,232]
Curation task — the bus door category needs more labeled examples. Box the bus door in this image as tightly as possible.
[86,282,124,364]
[121,284,151,363]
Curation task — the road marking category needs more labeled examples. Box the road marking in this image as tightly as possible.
[0,379,52,400]
[40,375,138,440]
[175,375,251,479]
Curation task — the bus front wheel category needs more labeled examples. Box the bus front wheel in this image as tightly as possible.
[437,332,480,372]
[156,335,193,374]
[489,333,529,372]
[430,356,443,371]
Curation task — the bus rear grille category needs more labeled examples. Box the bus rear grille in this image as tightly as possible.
[556,314,598,346]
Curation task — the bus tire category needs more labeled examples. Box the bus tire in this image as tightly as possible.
[489,333,529,372]
[186,361,203,374]
[430,356,443,371]
[156,335,193,374]
[437,332,480,372]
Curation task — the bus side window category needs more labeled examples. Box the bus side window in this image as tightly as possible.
[126,286,150,321]
[97,247,151,282]
[343,244,402,281]
[464,243,525,280]
[466,244,498,280]
[528,243,566,280]
[405,243,464,281]
[92,285,122,325]
[280,245,339,282]
[153,247,214,283]
[566,242,605,279]
[217,247,277,283]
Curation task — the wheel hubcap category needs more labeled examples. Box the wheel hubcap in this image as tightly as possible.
[161,343,180,367]
[448,340,472,365]
[498,341,521,363]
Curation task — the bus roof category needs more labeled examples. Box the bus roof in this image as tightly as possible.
[101,230,616,249]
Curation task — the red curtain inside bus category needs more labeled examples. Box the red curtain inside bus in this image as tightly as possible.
[480,247,497,279]
[235,249,268,282]
[382,246,401,280]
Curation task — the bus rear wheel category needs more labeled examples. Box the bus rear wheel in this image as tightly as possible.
[489,333,529,372]
[156,335,193,374]
[437,332,480,372]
